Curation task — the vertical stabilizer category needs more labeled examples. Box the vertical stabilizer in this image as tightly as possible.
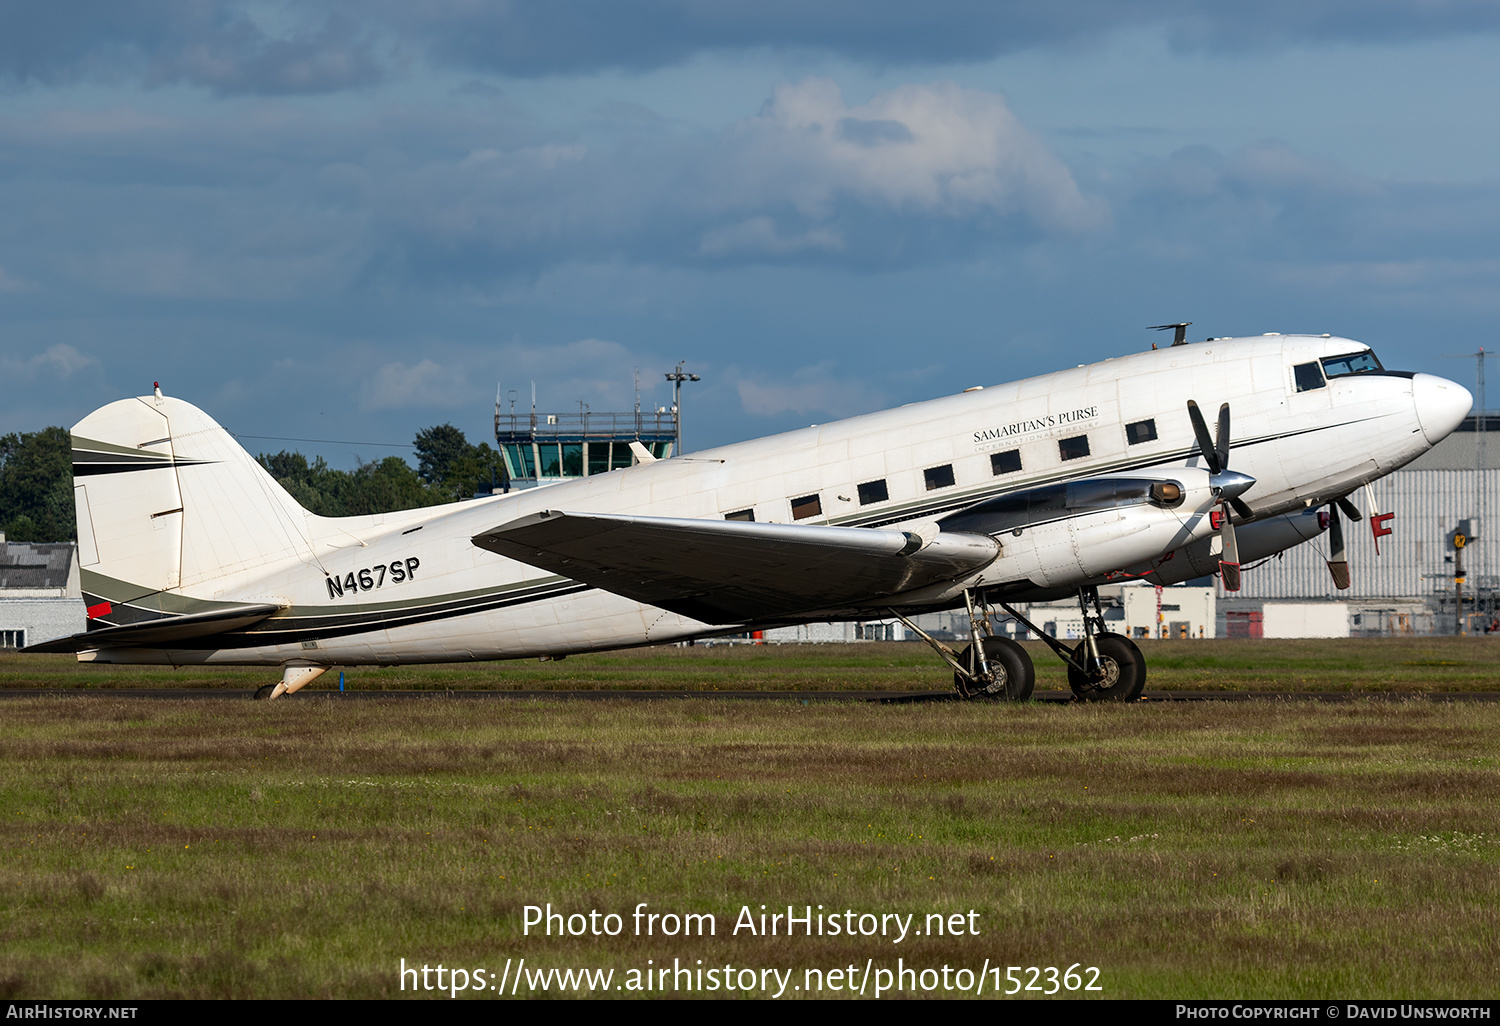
[70,394,314,608]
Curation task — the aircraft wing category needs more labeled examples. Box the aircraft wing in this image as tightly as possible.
[472,510,1000,624]
[22,603,280,653]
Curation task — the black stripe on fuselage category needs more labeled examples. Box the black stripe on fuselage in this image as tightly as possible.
[104,579,593,651]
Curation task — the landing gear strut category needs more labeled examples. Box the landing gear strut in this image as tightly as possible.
[893,585,1147,702]
[890,591,1034,700]
[995,587,1147,702]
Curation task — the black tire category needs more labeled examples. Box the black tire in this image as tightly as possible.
[955,636,1035,701]
[253,684,276,701]
[1067,632,1146,701]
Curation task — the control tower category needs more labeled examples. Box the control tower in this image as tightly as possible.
[494,392,678,490]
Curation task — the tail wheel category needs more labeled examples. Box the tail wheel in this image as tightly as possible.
[955,636,1035,701]
[1067,632,1146,702]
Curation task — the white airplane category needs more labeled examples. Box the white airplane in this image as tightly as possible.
[29,332,1471,702]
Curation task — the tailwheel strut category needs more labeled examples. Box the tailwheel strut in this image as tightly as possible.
[888,592,1034,701]
[253,665,329,701]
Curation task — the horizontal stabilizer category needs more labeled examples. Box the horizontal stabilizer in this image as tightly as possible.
[472,511,999,624]
[23,603,280,653]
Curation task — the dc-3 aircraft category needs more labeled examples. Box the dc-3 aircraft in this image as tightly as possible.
[28,331,1472,702]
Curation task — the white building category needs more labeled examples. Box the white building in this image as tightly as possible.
[761,619,907,643]
[0,535,84,649]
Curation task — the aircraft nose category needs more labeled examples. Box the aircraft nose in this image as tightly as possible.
[1413,373,1473,445]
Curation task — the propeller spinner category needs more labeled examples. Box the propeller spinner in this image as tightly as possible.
[1186,400,1256,590]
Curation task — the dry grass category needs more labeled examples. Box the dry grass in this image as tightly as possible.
[1,695,1499,998]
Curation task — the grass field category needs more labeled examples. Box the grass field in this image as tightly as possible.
[5,635,1500,693]
[2,648,1500,999]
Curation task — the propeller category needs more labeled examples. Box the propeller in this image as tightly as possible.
[1322,496,1362,590]
[1186,400,1257,591]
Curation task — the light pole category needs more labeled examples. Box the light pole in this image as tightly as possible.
[664,361,700,455]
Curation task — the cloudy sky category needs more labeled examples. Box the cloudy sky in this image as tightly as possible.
[3,1,1500,464]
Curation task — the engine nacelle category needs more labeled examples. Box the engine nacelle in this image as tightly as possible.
[1123,507,1326,586]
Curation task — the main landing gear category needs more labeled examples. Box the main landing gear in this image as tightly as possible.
[892,591,1034,700]
[893,586,1147,702]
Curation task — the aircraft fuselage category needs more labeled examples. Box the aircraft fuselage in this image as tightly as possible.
[73,334,1470,667]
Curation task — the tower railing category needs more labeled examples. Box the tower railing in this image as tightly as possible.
[495,409,678,441]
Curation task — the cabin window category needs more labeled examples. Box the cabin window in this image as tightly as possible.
[1294,362,1326,392]
[924,464,956,490]
[1059,435,1091,461]
[791,494,822,520]
[1126,419,1157,445]
[990,449,1022,475]
[857,479,889,505]
[724,509,755,522]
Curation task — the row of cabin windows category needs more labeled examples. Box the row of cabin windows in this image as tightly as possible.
[724,417,1162,521]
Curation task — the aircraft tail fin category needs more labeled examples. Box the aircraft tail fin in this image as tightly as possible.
[70,393,314,620]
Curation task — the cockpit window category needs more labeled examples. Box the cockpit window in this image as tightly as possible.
[1321,351,1384,378]
[1293,362,1325,392]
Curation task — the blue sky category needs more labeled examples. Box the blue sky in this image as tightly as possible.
[2,2,1499,465]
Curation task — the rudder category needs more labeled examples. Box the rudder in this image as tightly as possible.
[71,393,314,608]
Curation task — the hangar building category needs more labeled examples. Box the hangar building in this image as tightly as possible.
[1219,415,1500,635]
[0,535,83,649]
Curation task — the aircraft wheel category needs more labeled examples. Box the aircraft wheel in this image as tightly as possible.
[253,684,276,701]
[1068,632,1145,701]
[955,636,1034,701]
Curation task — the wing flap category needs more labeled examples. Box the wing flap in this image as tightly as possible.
[23,603,280,653]
[472,511,999,624]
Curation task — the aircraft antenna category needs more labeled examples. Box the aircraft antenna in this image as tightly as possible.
[1148,322,1193,346]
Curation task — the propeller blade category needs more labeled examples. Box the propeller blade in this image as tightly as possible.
[1219,502,1242,591]
[1336,496,1363,522]
[1325,503,1351,590]
[1187,401,1222,475]
[1229,497,1254,520]
[1215,403,1231,472]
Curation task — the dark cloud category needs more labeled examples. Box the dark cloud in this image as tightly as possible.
[0,0,384,94]
[3,66,1500,449]
[387,1,1500,76]
[5,2,1500,94]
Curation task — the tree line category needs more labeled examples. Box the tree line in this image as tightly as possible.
[0,423,509,542]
